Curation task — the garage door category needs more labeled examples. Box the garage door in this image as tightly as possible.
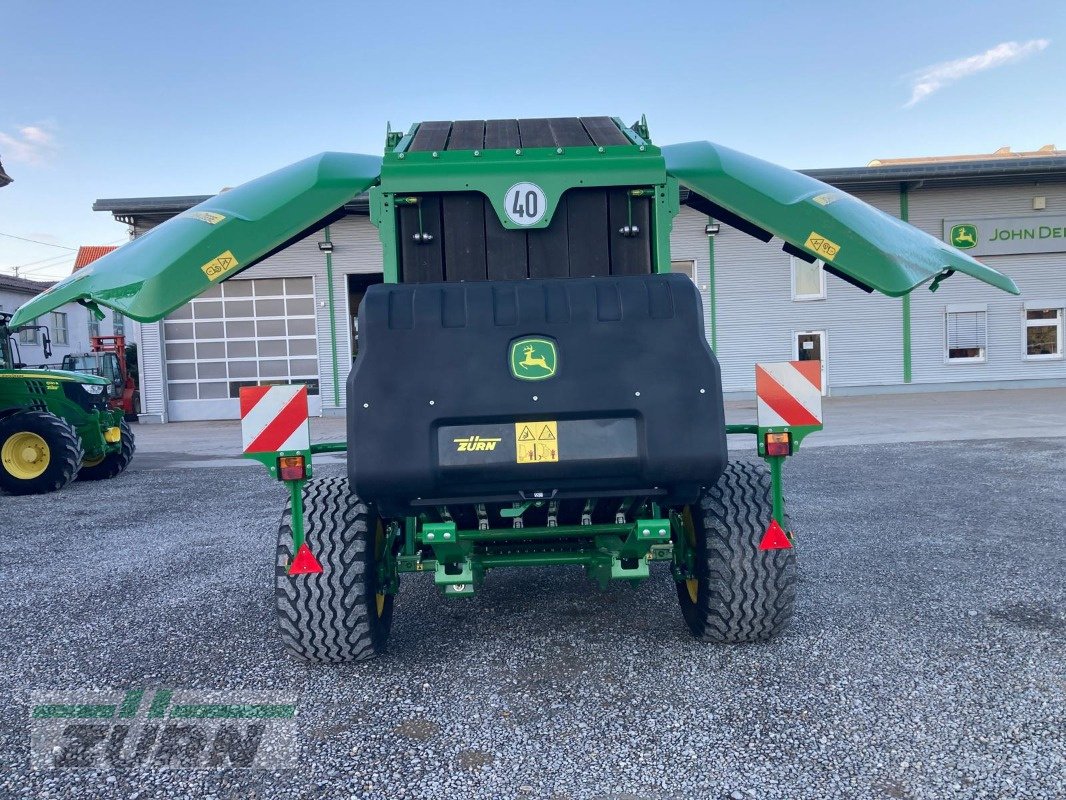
[162,277,321,421]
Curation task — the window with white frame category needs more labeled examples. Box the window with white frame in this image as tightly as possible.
[88,318,100,338]
[19,319,39,344]
[51,311,68,345]
[112,311,125,337]
[945,305,987,363]
[791,257,826,301]
[670,260,697,284]
[1024,303,1063,359]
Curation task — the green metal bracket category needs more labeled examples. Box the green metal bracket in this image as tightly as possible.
[634,518,671,544]
[244,445,321,554]
[422,521,475,594]
[500,499,543,519]
[725,423,822,532]
[609,556,649,581]
[287,479,305,550]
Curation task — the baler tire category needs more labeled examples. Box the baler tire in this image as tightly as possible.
[275,476,394,663]
[676,459,796,643]
[77,419,135,481]
[0,410,83,495]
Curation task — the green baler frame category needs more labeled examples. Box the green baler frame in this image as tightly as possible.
[254,418,817,598]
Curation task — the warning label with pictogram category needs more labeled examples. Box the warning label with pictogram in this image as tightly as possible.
[515,420,559,464]
[201,250,240,282]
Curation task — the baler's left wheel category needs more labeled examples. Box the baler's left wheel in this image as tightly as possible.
[275,476,393,663]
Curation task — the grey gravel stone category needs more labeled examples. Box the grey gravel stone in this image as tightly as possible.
[0,438,1063,799]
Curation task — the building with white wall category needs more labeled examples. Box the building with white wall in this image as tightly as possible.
[92,149,1066,422]
[1,273,132,367]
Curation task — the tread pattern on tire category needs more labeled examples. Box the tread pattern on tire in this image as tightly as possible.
[275,476,392,663]
[678,459,796,643]
[0,410,83,495]
[77,418,135,481]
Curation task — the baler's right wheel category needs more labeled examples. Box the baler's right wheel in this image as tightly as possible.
[275,476,393,663]
[676,459,796,643]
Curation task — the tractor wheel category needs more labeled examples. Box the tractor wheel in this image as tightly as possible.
[0,411,84,495]
[77,419,135,481]
[275,476,394,663]
[676,460,796,643]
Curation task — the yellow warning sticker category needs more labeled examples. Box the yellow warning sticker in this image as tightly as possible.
[804,232,840,262]
[201,250,240,281]
[183,210,226,225]
[811,192,838,206]
[515,421,558,464]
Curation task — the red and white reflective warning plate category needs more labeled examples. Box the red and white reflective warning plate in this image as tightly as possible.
[239,385,310,453]
[755,361,823,429]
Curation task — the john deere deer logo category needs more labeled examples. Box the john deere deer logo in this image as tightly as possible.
[950,223,978,250]
[509,337,557,381]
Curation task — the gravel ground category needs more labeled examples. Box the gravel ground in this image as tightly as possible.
[1,438,1063,799]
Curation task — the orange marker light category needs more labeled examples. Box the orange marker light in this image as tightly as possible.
[277,455,306,481]
[764,431,792,457]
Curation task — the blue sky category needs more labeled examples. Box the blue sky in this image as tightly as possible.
[1,0,1063,280]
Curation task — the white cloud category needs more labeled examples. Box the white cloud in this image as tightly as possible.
[905,39,1050,107]
[0,124,58,164]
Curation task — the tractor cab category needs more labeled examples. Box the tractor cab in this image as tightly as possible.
[62,351,122,390]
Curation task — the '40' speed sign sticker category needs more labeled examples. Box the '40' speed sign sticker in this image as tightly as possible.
[504,182,547,226]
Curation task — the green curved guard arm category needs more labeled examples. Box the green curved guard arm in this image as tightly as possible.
[663,141,1019,297]
[10,152,383,327]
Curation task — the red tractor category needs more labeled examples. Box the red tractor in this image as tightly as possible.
[61,336,139,419]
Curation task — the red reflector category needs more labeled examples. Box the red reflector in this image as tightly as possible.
[277,455,306,481]
[764,431,792,457]
[288,542,323,575]
[759,520,792,550]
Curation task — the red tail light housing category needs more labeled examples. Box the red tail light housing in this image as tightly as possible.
[764,431,792,457]
[277,455,306,481]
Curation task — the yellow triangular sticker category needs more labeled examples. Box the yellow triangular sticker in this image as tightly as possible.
[201,250,240,282]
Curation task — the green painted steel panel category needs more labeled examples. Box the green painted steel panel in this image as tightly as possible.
[663,141,1019,297]
[9,152,382,327]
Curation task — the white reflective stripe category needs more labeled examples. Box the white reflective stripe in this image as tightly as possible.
[756,397,789,427]
[240,386,303,451]
[276,420,310,453]
[757,361,822,422]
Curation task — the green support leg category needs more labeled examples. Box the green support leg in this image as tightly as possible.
[288,480,306,550]
[767,455,786,528]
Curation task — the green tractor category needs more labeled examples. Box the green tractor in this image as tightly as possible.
[10,116,1017,659]
[0,313,135,495]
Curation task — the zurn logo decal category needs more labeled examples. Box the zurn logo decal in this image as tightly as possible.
[30,689,297,769]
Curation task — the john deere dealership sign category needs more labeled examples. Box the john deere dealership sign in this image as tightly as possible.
[944,214,1066,256]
